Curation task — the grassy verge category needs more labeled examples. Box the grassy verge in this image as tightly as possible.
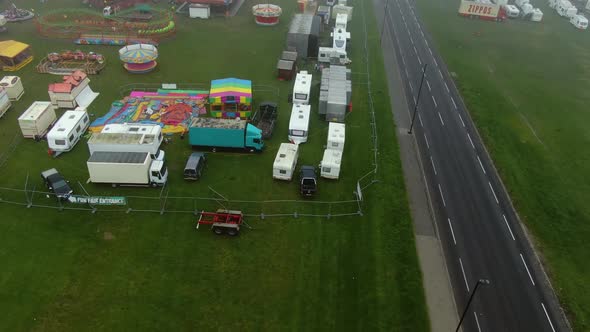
[415,0,590,329]
[0,0,428,330]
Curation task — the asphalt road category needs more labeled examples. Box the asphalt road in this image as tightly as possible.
[372,0,571,330]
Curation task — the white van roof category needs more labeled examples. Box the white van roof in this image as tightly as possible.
[102,123,162,135]
[273,143,298,169]
[293,71,312,94]
[289,104,311,131]
[47,108,87,139]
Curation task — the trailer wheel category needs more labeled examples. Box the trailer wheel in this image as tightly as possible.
[151,182,157,188]
[226,228,239,236]
[213,226,224,235]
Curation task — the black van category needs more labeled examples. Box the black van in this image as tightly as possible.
[184,152,206,180]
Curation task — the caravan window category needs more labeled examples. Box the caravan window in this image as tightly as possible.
[76,124,81,133]
[290,130,305,137]
[294,93,307,100]
[323,167,331,173]
[279,170,287,174]
[158,132,162,142]
[54,139,66,146]
[331,142,339,148]
[83,116,88,124]
[69,134,75,142]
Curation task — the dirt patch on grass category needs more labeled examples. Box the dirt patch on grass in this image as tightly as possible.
[103,232,115,241]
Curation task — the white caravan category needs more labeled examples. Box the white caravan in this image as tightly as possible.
[335,13,348,30]
[92,123,165,160]
[571,14,589,29]
[288,103,311,145]
[557,0,577,17]
[273,143,299,181]
[320,149,343,179]
[47,107,89,156]
[327,122,345,151]
[318,47,351,65]
[503,4,520,17]
[293,71,312,105]
[18,102,56,138]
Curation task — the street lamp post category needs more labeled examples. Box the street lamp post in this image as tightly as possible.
[408,63,428,134]
[455,279,490,332]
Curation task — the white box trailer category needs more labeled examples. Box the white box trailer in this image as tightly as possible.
[47,107,89,156]
[273,143,299,181]
[293,71,312,105]
[327,122,345,151]
[335,13,348,29]
[189,4,210,18]
[332,5,353,21]
[0,76,24,101]
[0,88,11,118]
[288,103,311,144]
[320,149,343,179]
[557,0,577,17]
[87,151,168,187]
[18,102,57,139]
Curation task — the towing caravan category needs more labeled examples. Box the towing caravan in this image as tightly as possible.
[47,107,89,156]
[292,71,312,105]
[320,149,343,179]
[288,103,311,144]
[327,122,345,151]
[273,143,299,181]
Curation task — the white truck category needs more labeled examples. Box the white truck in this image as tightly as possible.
[87,151,168,187]
[88,124,164,161]
[570,14,588,29]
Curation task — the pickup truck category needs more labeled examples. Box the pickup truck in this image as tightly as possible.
[252,102,278,139]
[300,165,317,197]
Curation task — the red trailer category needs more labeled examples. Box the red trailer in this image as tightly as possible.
[197,209,244,236]
[458,0,507,21]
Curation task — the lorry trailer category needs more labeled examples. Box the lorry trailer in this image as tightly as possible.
[458,0,507,21]
[87,132,165,161]
[188,118,264,152]
[87,151,168,187]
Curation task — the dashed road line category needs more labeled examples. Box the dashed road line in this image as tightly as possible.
[474,312,482,332]
[413,45,418,55]
[418,113,423,126]
[438,68,444,78]
[405,67,409,78]
[458,113,466,127]
[459,258,470,292]
[467,133,475,149]
[438,112,444,126]
[477,155,486,174]
[425,39,429,47]
[430,156,437,175]
[520,253,535,286]
[424,133,430,149]
[433,57,439,67]
[426,80,431,91]
[447,218,457,245]
[488,181,499,204]
[541,303,557,332]
[428,47,433,56]
[451,96,457,109]
[444,82,450,93]
[431,95,438,107]
[438,184,446,207]
[503,214,516,240]
[417,55,422,65]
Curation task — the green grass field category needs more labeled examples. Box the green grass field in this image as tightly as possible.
[0,0,428,330]
[415,0,590,329]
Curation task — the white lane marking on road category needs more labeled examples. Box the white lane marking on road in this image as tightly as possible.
[488,181,499,204]
[420,29,425,38]
[444,82,450,93]
[459,258,470,292]
[438,68,444,78]
[451,96,458,109]
[409,81,414,93]
[413,45,418,55]
[520,253,535,286]
[410,36,414,45]
[401,55,406,65]
[431,95,438,107]
[418,113,423,126]
[426,80,431,91]
[503,214,516,240]
[474,312,482,332]
[418,55,422,65]
[405,67,409,78]
[430,156,437,175]
[458,113,466,127]
[438,112,445,126]
[424,133,430,149]
[447,218,457,245]
[438,184,446,207]
[428,47,433,56]
[467,133,475,149]
[541,303,557,332]
[425,39,429,47]
[433,57,439,67]
[477,155,486,174]
[413,96,417,104]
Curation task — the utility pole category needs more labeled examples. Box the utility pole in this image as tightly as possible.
[380,0,391,43]
[455,279,490,332]
[408,63,427,134]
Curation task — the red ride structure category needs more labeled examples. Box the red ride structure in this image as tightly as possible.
[197,209,244,236]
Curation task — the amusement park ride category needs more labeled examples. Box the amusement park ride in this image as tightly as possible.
[37,50,106,75]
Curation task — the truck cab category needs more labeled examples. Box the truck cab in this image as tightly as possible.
[245,123,264,151]
[150,160,168,186]
[300,165,317,196]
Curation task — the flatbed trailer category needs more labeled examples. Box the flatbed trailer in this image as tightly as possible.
[197,209,244,236]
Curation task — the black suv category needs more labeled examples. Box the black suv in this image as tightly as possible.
[41,168,73,200]
[299,165,317,197]
[184,152,207,180]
